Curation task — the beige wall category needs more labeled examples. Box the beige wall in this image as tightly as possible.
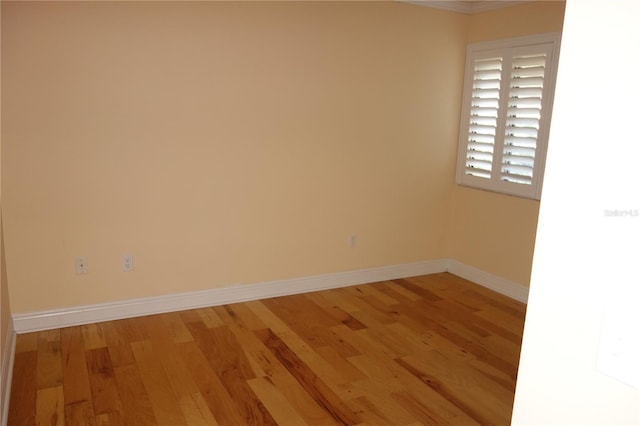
[1,0,12,401]
[447,1,565,285]
[2,1,566,315]
[1,223,9,386]
[0,0,13,410]
[2,1,468,313]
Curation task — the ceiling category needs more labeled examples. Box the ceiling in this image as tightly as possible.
[404,1,534,14]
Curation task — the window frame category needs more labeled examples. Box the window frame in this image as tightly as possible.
[456,33,562,200]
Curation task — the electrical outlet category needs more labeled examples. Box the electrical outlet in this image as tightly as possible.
[122,254,134,272]
[75,257,88,275]
[349,233,357,248]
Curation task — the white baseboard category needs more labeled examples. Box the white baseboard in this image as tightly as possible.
[1,320,16,426]
[12,259,449,333]
[446,259,529,303]
[11,259,528,334]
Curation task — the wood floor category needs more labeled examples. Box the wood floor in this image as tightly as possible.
[7,272,526,426]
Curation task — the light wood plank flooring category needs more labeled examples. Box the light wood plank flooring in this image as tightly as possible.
[8,272,526,425]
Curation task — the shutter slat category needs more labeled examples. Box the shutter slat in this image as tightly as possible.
[469,124,497,135]
[509,87,543,98]
[506,127,539,138]
[468,151,494,162]
[512,76,544,88]
[508,98,541,108]
[469,134,496,144]
[467,141,495,152]
[512,55,546,68]
[501,164,534,177]
[473,79,501,89]
[465,169,491,179]
[505,135,537,148]
[507,107,541,117]
[471,117,498,127]
[503,145,535,157]
[512,66,545,78]
[472,99,500,108]
[474,58,503,71]
[466,159,493,171]
[472,88,500,99]
[501,173,533,185]
[471,107,499,117]
[502,154,535,167]
[507,117,540,128]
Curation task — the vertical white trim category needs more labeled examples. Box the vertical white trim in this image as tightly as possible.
[1,320,16,426]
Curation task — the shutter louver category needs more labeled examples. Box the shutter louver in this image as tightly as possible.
[501,53,547,185]
[464,57,502,179]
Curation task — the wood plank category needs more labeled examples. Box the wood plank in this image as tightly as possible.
[130,340,187,426]
[236,328,340,425]
[36,386,65,426]
[201,325,276,425]
[140,316,200,399]
[113,364,157,426]
[374,280,423,303]
[64,400,96,426]
[8,350,38,426]
[60,326,92,405]
[255,328,361,426]
[15,332,39,353]
[347,395,397,426]
[82,323,107,350]
[101,321,136,368]
[392,278,444,302]
[160,312,194,343]
[178,393,219,426]
[339,378,418,425]
[37,331,63,390]
[85,347,123,416]
[247,377,309,426]
[176,341,246,425]
[213,302,267,331]
[391,389,480,426]
[262,296,361,358]
[196,307,224,329]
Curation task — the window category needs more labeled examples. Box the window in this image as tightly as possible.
[456,33,561,200]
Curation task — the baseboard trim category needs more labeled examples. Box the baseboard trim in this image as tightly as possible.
[1,320,16,426]
[446,259,529,303]
[12,259,528,333]
[13,259,449,333]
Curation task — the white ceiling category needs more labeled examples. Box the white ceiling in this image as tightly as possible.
[403,1,534,14]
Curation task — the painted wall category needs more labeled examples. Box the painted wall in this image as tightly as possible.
[0,0,13,413]
[512,0,640,423]
[2,1,468,313]
[447,1,566,286]
[0,224,9,417]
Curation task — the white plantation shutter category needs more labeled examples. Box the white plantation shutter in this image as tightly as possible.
[465,57,502,179]
[456,34,560,200]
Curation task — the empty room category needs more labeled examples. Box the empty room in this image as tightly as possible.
[1,0,639,425]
